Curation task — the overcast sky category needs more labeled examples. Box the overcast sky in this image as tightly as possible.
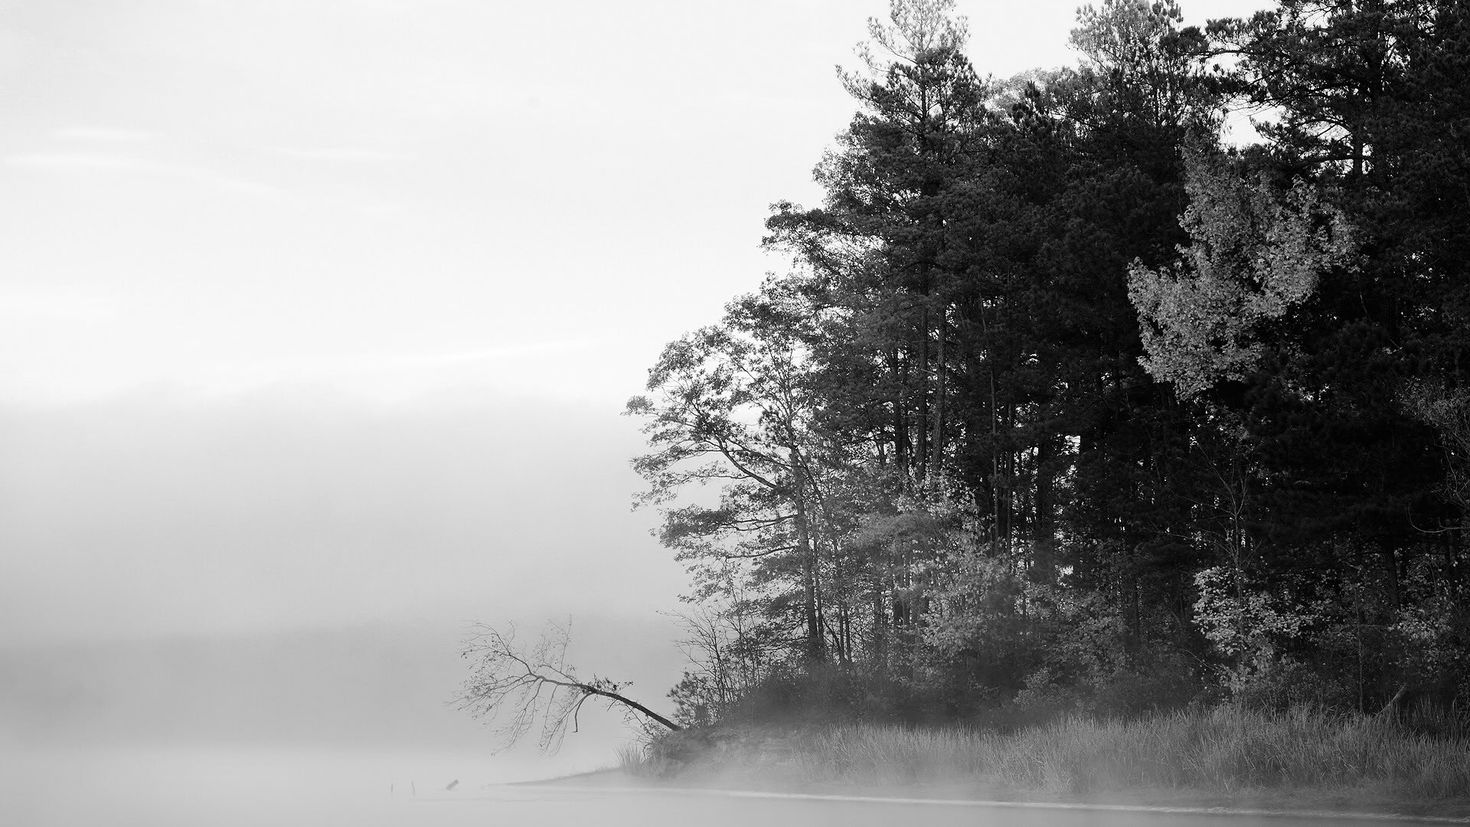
[0,0,1268,650]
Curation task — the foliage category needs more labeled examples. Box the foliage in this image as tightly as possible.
[631,0,1470,731]
[1192,565,1311,657]
[1128,151,1356,397]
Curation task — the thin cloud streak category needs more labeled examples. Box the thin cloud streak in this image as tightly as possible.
[96,340,625,407]
[5,152,280,196]
[0,285,119,322]
[52,126,159,143]
[271,145,412,163]
[212,339,606,383]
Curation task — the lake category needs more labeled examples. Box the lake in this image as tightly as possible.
[3,745,1449,826]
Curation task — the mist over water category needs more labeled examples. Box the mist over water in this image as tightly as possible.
[0,616,684,825]
[0,390,693,824]
[6,745,485,827]
[4,0,1442,822]
[2,746,1406,827]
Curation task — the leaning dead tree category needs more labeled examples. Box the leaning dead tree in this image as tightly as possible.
[454,621,680,751]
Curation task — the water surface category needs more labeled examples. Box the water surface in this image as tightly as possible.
[4,746,1447,827]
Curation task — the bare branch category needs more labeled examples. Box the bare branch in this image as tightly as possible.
[453,620,680,752]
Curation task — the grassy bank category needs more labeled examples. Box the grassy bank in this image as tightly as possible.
[629,706,1470,816]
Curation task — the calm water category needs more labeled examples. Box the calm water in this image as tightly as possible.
[3,745,522,826]
[2,745,1446,827]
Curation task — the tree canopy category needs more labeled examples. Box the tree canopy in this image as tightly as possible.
[631,0,1470,726]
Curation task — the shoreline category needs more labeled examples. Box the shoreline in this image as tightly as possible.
[503,769,1470,823]
[504,766,634,787]
[505,705,1470,821]
[609,711,1470,820]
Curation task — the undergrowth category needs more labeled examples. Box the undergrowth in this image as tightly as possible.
[646,705,1470,802]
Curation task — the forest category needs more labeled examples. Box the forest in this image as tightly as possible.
[624,0,1470,728]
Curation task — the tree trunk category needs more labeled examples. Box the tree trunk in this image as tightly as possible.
[917,306,930,484]
[1032,436,1056,584]
[930,302,946,482]
[797,495,824,662]
[581,683,682,732]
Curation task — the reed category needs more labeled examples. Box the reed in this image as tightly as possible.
[697,705,1470,801]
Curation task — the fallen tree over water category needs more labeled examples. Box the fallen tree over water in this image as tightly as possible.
[455,621,679,751]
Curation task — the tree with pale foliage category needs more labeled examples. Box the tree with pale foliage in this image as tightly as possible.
[1127,150,1355,397]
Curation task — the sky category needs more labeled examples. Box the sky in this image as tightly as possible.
[0,0,1270,759]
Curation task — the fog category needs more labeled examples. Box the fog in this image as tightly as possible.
[1,0,1293,823]
[0,389,690,824]
[3,749,1374,827]
[0,389,688,644]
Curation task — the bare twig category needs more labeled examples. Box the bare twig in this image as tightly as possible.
[453,620,679,752]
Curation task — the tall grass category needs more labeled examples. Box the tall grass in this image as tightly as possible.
[617,743,657,777]
[693,705,1470,801]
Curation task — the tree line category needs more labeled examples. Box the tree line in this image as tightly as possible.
[627,0,1470,726]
